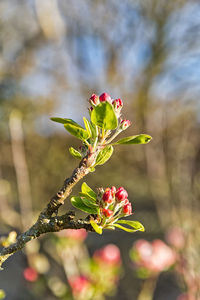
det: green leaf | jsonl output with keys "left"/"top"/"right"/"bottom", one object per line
{"left": 113, "top": 224, "right": 138, "bottom": 232}
{"left": 89, "top": 167, "right": 96, "bottom": 172}
{"left": 95, "top": 145, "right": 113, "bottom": 166}
{"left": 81, "top": 182, "right": 97, "bottom": 200}
{"left": 90, "top": 220, "right": 102, "bottom": 235}
{"left": 64, "top": 123, "right": 89, "bottom": 141}
{"left": 79, "top": 192, "right": 96, "bottom": 202}
{"left": 88, "top": 122, "right": 97, "bottom": 139}
{"left": 69, "top": 147, "right": 82, "bottom": 159}
{"left": 116, "top": 220, "right": 145, "bottom": 232}
{"left": 91, "top": 102, "right": 118, "bottom": 130}
{"left": 71, "top": 197, "right": 98, "bottom": 214}
{"left": 113, "top": 134, "right": 152, "bottom": 145}
{"left": 83, "top": 117, "right": 92, "bottom": 139}
{"left": 51, "top": 117, "right": 77, "bottom": 125}
{"left": 81, "top": 197, "right": 98, "bottom": 209}
{"left": 0, "top": 290, "right": 5, "bottom": 300}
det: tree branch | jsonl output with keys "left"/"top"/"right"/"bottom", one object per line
{"left": 0, "top": 151, "right": 97, "bottom": 269}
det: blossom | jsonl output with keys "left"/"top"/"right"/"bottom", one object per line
{"left": 112, "top": 98, "right": 123, "bottom": 109}
{"left": 23, "top": 267, "right": 38, "bottom": 282}
{"left": 99, "top": 92, "right": 112, "bottom": 102}
{"left": 94, "top": 244, "right": 121, "bottom": 265}
{"left": 89, "top": 93, "right": 99, "bottom": 105}
{"left": 69, "top": 276, "right": 90, "bottom": 296}
{"left": 115, "top": 187, "right": 128, "bottom": 201}
{"left": 102, "top": 208, "right": 113, "bottom": 217}
{"left": 120, "top": 119, "right": 131, "bottom": 130}
{"left": 102, "top": 188, "right": 113, "bottom": 203}
{"left": 123, "top": 202, "right": 132, "bottom": 215}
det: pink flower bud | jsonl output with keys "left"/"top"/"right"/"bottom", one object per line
{"left": 99, "top": 92, "right": 112, "bottom": 102}
{"left": 115, "top": 187, "right": 128, "bottom": 201}
{"left": 123, "top": 202, "right": 132, "bottom": 215}
{"left": 120, "top": 119, "right": 131, "bottom": 130}
{"left": 94, "top": 244, "right": 121, "bottom": 265}
{"left": 59, "top": 229, "right": 87, "bottom": 241}
{"left": 102, "top": 188, "right": 113, "bottom": 203}
{"left": 111, "top": 186, "right": 116, "bottom": 196}
{"left": 112, "top": 98, "right": 123, "bottom": 109}
{"left": 69, "top": 276, "right": 90, "bottom": 296}
{"left": 103, "top": 208, "right": 113, "bottom": 217}
{"left": 23, "top": 267, "right": 38, "bottom": 282}
{"left": 89, "top": 93, "right": 99, "bottom": 105}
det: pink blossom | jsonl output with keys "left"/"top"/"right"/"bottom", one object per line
{"left": 166, "top": 227, "right": 185, "bottom": 249}
{"left": 120, "top": 119, "right": 131, "bottom": 130}
{"left": 69, "top": 276, "right": 90, "bottom": 296}
{"left": 23, "top": 267, "right": 38, "bottom": 282}
{"left": 99, "top": 92, "right": 112, "bottom": 102}
{"left": 61, "top": 229, "right": 87, "bottom": 241}
{"left": 123, "top": 202, "right": 132, "bottom": 215}
{"left": 112, "top": 98, "right": 123, "bottom": 109}
{"left": 89, "top": 93, "right": 99, "bottom": 105}
{"left": 115, "top": 187, "right": 128, "bottom": 201}
{"left": 102, "top": 188, "right": 113, "bottom": 203}
{"left": 94, "top": 244, "right": 121, "bottom": 265}
{"left": 102, "top": 208, "right": 113, "bottom": 217}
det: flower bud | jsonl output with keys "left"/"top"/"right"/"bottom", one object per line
{"left": 103, "top": 208, "right": 113, "bottom": 217}
{"left": 112, "top": 98, "right": 123, "bottom": 110}
{"left": 99, "top": 92, "right": 112, "bottom": 102}
{"left": 23, "top": 267, "right": 38, "bottom": 282}
{"left": 102, "top": 188, "right": 113, "bottom": 203}
{"left": 123, "top": 202, "right": 132, "bottom": 215}
{"left": 120, "top": 119, "right": 131, "bottom": 130}
{"left": 89, "top": 93, "right": 99, "bottom": 105}
{"left": 115, "top": 187, "right": 128, "bottom": 201}
{"left": 111, "top": 186, "right": 116, "bottom": 196}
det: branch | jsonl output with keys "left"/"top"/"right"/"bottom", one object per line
{"left": 0, "top": 151, "right": 97, "bottom": 269}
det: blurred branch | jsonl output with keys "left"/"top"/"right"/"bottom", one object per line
{"left": 0, "top": 152, "right": 97, "bottom": 268}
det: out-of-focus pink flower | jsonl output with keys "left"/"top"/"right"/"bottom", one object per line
{"left": 133, "top": 239, "right": 176, "bottom": 273}
{"left": 69, "top": 276, "right": 90, "bottom": 296}
{"left": 61, "top": 229, "right": 88, "bottom": 241}
{"left": 123, "top": 202, "right": 132, "bottom": 215}
{"left": 102, "top": 188, "right": 113, "bottom": 203}
{"left": 99, "top": 92, "right": 112, "bottom": 102}
{"left": 177, "top": 293, "right": 196, "bottom": 300}
{"left": 89, "top": 94, "right": 99, "bottom": 105}
{"left": 94, "top": 244, "right": 121, "bottom": 265}
{"left": 102, "top": 208, "right": 113, "bottom": 218}
{"left": 23, "top": 267, "right": 38, "bottom": 282}
{"left": 166, "top": 227, "right": 185, "bottom": 249}
{"left": 115, "top": 187, "right": 128, "bottom": 201}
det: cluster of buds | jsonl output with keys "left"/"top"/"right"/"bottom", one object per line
{"left": 89, "top": 92, "right": 124, "bottom": 118}
{"left": 93, "top": 244, "right": 121, "bottom": 266}
{"left": 130, "top": 239, "right": 176, "bottom": 277}
{"left": 97, "top": 186, "right": 132, "bottom": 228}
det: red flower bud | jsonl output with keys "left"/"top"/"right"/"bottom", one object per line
{"left": 111, "top": 186, "right": 116, "bottom": 196}
{"left": 89, "top": 93, "right": 99, "bottom": 105}
{"left": 120, "top": 119, "right": 131, "bottom": 130}
{"left": 23, "top": 268, "right": 38, "bottom": 282}
{"left": 103, "top": 208, "right": 113, "bottom": 217}
{"left": 102, "top": 188, "right": 113, "bottom": 203}
{"left": 123, "top": 202, "right": 132, "bottom": 215}
{"left": 112, "top": 98, "right": 123, "bottom": 109}
{"left": 99, "top": 92, "right": 112, "bottom": 102}
{"left": 115, "top": 187, "right": 128, "bottom": 201}
{"left": 69, "top": 276, "right": 90, "bottom": 296}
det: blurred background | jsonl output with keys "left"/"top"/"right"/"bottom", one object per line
{"left": 0, "top": 0, "right": 200, "bottom": 299}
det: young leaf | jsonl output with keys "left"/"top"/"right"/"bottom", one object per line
{"left": 95, "top": 145, "right": 113, "bottom": 166}
{"left": 83, "top": 117, "right": 92, "bottom": 139}
{"left": 113, "top": 134, "right": 152, "bottom": 145}
{"left": 91, "top": 102, "right": 118, "bottom": 130}
{"left": 88, "top": 122, "right": 97, "bottom": 139}
{"left": 81, "top": 182, "right": 97, "bottom": 200}
{"left": 90, "top": 220, "right": 102, "bottom": 235}
{"left": 81, "top": 197, "right": 98, "bottom": 208}
{"left": 116, "top": 220, "right": 145, "bottom": 232}
{"left": 71, "top": 196, "right": 98, "bottom": 214}
{"left": 51, "top": 117, "right": 77, "bottom": 125}
{"left": 89, "top": 167, "right": 96, "bottom": 172}
{"left": 79, "top": 192, "right": 96, "bottom": 202}
{"left": 64, "top": 123, "right": 89, "bottom": 141}
{"left": 113, "top": 224, "right": 140, "bottom": 232}
{"left": 69, "top": 147, "right": 82, "bottom": 159}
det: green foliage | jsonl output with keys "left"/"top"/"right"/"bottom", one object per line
{"left": 69, "top": 147, "right": 82, "bottom": 159}
{"left": 90, "top": 220, "right": 102, "bottom": 235}
{"left": 113, "top": 134, "right": 152, "bottom": 145}
{"left": 0, "top": 290, "right": 5, "bottom": 300}
{"left": 83, "top": 117, "right": 92, "bottom": 139}
{"left": 113, "top": 220, "right": 145, "bottom": 232}
{"left": 95, "top": 145, "right": 113, "bottom": 166}
{"left": 71, "top": 196, "right": 99, "bottom": 214}
{"left": 81, "top": 182, "right": 97, "bottom": 200}
{"left": 50, "top": 117, "right": 77, "bottom": 125}
{"left": 64, "top": 123, "right": 89, "bottom": 141}
{"left": 91, "top": 102, "right": 118, "bottom": 130}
